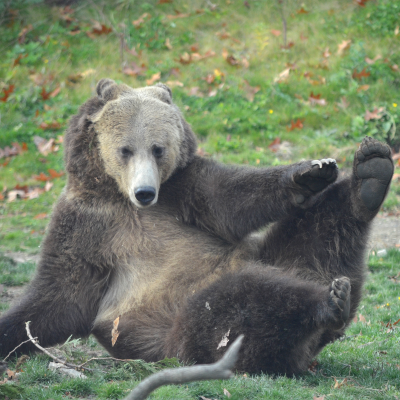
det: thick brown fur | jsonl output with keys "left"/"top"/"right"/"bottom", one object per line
{"left": 0, "top": 80, "right": 394, "bottom": 375}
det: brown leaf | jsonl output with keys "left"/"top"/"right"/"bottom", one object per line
{"left": 111, "top": 316, "right": 120, "bottom": 347}
{"left": 365, "top": 55, "right": 382, "bottom": 65}
{"left": 34, "top": 172, "right": 50, "bottom": 182}
{"left": 0, "top": 84, "right": 15, "bottom": 102}
{"left": 271, "top": 29, "right": 281, "bottom": 37}
{"left": 281, "top": 41, "right": 295, "bottom": 49}
{"left": 34, "top": 213, "right": 48, "bottom": 220}
{"left": 167, "top": 11, "right": 190, "bottom": 20}
{"left": 123, "top": 62, "right": 147, "bottom": 77}
{"left": 355, "top": 0, "right": 369, "bottom": 6}
{"left": 313, "top": 396, "right": 325, "bottom": 400}
{"left": 243, "top": 80, "right": 260, "bottom": 102}
{"left": 165, "top": 38, "right": 173, "bottom": 50}
{"left": 146, "top": 72, "right": 161, "bottom": 85}
{"left": 223, "top": 388, "right": 231, "bottom": 398}
{"left": 190, "top": 43, "right": 199, "bottom": 52}
{"left": 333, "top": 377, "right": 348, "bottom": 389}
{"left": 322, "top": 47, "right": 330, "bottom": 58}
{"left": 7, "top": 370, "right": 16, "bottom": 380}
{"left": 178, "top": 52, "right": 192, "bottom": 64}
{"left": 12, "top": 53, "right": 27, "bottom": 67}
{"left": 25, "top": 187, "right": 44, "bottom": 200}
{"left": 337, "top": 39, "right": 351, "bottom": 56}
{"left": 337, "top": 97, "right": 349, "bottom": 110}
{"left": 359, "top": 314, "right": 366, "bottom": 323}
{"left": 364, "top": 107, "right": 384, "bottom": 121}
{"left": 287, "top": 119, "right": 304, "bottom": 131}
{"left": 391, "top": 64, "right": 399, "bottom": 72}
{"left": 44, "top": 181, "right": 53, "bottom": 192}
{"left": 39, "top": 122, "right": 61, "bottom": 130}
{"left": 296, "top": 7, "right": 309, "bottom": 14}
{"left": 309, "top": 92, "right": 327, "bottom": 106}
{"left": 33, "top": 136, "right": 57, "bottom": 156}
{"left": 268, "top": 137, "right": 281, "bottom": 152}
{"left": 165, "top": 80, "right": 183, "bottom": 88}
{"left": 352, "top": 67, "right": 370, "bottom": 80}
{"left": 18, "top": 24, "right": 33, "bottom": 44}
{"left": 357, "top": 84, "right": 370, "bottom": 92}
{"left": 274, "top": 67, "right": 290, "bottom": 83}
{"left": 7, "top": 190, "right": 25, "bottom": 202}
{"left": 87, "top": 21, "right": 112, "bottom": 38}
{"left": 48, "top": 169, "right": 65, "bottom": 179}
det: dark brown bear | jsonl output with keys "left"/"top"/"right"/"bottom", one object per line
{"left": 0, "top": 79, "right": 394, "bottom": 375}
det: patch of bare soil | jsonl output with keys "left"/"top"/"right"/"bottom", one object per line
{"left": 369, "top": 215, "right": 400, "bottom": 250}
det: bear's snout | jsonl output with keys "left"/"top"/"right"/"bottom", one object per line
{"left": 134, "top": 186, "right": 156, "bottom": 205}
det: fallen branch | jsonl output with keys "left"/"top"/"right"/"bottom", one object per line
{"left": 25, "top": 321, "right": 95, "bottom": 372}
{"left": 3, "top": 337, "right": 37, "bottom": 361}
{"left": 124, "top": 335, "right": 244, "bottom": 400}
{"left": 357, "top": 339, "right": 388, "bottom": 349}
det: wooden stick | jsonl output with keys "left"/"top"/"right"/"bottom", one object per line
{"left": 124, "top": 335, "right": 244, "bottom": 400}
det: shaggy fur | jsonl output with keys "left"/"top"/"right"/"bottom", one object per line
{"left": 0, "top": 79, "right": 394, "bottom": 375}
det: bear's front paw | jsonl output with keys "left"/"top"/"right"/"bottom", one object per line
{"left": 328, "top": 277, "right": 351, "bottom": 330}
{"left": 294, "top": 158, "right": 338, "bottom": 196}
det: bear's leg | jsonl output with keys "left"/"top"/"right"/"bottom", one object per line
{"left": 164, "top": 270, "right": 351, "bottom": 375}
{"left": 0, "top": 274, "right": 100, "bottom": 358}
{"left": 258, "top": 137, "right": 393, "bottom": 351}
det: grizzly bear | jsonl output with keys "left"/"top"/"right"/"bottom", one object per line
{"left": 0, "top": 79, "right": 394, "bottom": 375}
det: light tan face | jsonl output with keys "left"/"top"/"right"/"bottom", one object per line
{"left": 92, "top": 88, "right": 183, "bottom": 208}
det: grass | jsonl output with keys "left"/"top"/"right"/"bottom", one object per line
{"left": 0, "top": 0, "right": 400, "bottom": 398}
{"left": 1, "top": 250, "right": 399, "bottom": 399}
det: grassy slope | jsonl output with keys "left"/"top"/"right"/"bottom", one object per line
{"left": 0, "top": 0, "right": 400, "bottom": 399}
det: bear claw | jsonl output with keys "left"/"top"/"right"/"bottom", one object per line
{"left": 329, "top": 277, "right": 351, "bottom": 329}
{"left": 354, "top": 137, "right": 393, "bottom": 211}
{"left": 294, "top": 158, "right": 338, "bottom": 193}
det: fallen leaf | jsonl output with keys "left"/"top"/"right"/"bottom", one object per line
{"left": 287, "top": 119, "right": 304, "bottom": 131}
{"left": 7, "top": 190, "right": 25, "bottom": 202}
{"left": 44, "top": 181, "right": 53, "bottom": 192}
{"left": 268, "top": 137, "right": 281, "bottom": 152}
{"left": 364, "top": 107, "right": 384, "bottom": 121}
{"left": 34, "top": 213, "right": 48, "bottom": 220}
{"left": 146, "top": 72, "right": 161, "bottom": 85}
{"left": 18, "top": 24, "right": 33, "bottom": 44}
{"left": 12, "top": 53, "right": 27, "bottom": 67}
{"left": 309, "top": 92, "right": 327, "bottom": 106}
{"left": 352, "top": 67, "right": 370, "bottom": 80}
{"left": 48, "top": 169, "right": 65, "bottom": 179}
{"left": 359, "top": 314, "right": 366, "bottom": 323}
{"left": 337, "top": 39, "right": 351, "bottom": 55}
{"left": 391, "top": 64, "right": 399, "bottom": 72}
{"left": 281, "top": 41, "right": 295, "bottom": 49}
{"left": 223, "top": 388, "right": 231, "bottom": 398}
{"left": 243, "top": 80, "right": 260, "bottom": 102}
{"left": 167, "top": 11, "right": 190, "bottom": 20}
{"left": 165, "top": 80, "right": 183, "bottom": 87}
{"left": 123, "top": 62, "right": 147, "bottom": 77}
{"left": 111, "top": 316, "right": 120, "bottom": 347}
{"left": 357, "top": 84, "right": 370, "bottom": 92}
{"left": 165, "top": 38, "right": 173, "bottom": 50}
{"left": 296, "top": 6, "right": 309, "bottom": 14}
{"left": 337, "top": 97, "right": 349, "bottom": 110}
{"left": 39, "top": 121, "right": 61, "bottom": 130}
{"left": 0, "top": 84, "right": 15, "bottom": 102}
{"left": 274, "top": 67, "right": 290, "bottom": 83}
{"left": 313, "top": 396, "right": 325, "bottom": 400}
{"left": 333, "top": 377, "right": 348, "bottom": 389}
{"left": 217, "top": 329, "right": 230, "bottom": 349}
{"left": 322, "top": 47, "right": 330, "bottom": 58}
{"left": 87, "top": 21, "right": 112, "bottom": 38}
{"left": 34, "top": 172, "right": 50, "bottom": 182}
{"left": 178, "top": 52, "right": 192, "bottom": 64}
{"left": 365, "top": 55, "right": 382, "bottom": 65}
{"left": 271, "top": 29, "right": 281, "bottom": 36}
{"left": 354, "top": 0, "right": 369, "bottom": 6}
{"left": 33, "top": 136, "right": 57, "bottom": 156}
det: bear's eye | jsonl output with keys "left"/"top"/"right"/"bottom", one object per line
{"left": 152, "top": 146, "right": 165, "bottom": 159}
{"left": 120, "top": 147, "right": 133, "bottom": 158}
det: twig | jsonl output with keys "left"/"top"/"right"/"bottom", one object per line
{"left": 3, "top": 337, "right": 37, "bottom": 361}
{"left": 124, "top": 335, "right": 244, "bottom": 400}
{"left": 78, "top": 356, "right": 137, "bottom": 369}
{"left": 357, "top": 339, "right": 388, "bottom": 349}
{"left": 25, "top": 322, "right": 94, "bottom": 372}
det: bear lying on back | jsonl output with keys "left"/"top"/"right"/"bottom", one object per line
{"left": 0, "top": 79, "right": 394, "bottom": 375}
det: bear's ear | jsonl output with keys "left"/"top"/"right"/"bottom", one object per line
{"left": 96, "top": 78, "right": 123, "bottom": 103}
{"left": 155, "top": 83, "right": 173, "bottom": 104}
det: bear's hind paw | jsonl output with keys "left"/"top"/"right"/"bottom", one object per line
{"left": 328, "top": 277, "right": 351, "bottom": 329}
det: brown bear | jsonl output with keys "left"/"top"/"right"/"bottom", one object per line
{"left": 0, "top": 79, "right": 394, "bottom": 375}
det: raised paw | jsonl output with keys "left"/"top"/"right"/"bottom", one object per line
{"left": 354, "top": 137, "right": 394, "bottom": 211}
{"left": 329, "top": 277, "right": 351, "bottom": 330}
{"left": 294, "top": 158, "right": 338, "bottom": 194}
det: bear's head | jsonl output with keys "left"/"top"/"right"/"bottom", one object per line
{"left": 64, "top": 79, "right": 197, "bottom": 208}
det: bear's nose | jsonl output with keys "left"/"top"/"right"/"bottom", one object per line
{"left": 134, "top": 186, "right": 156, "bottom": 205}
